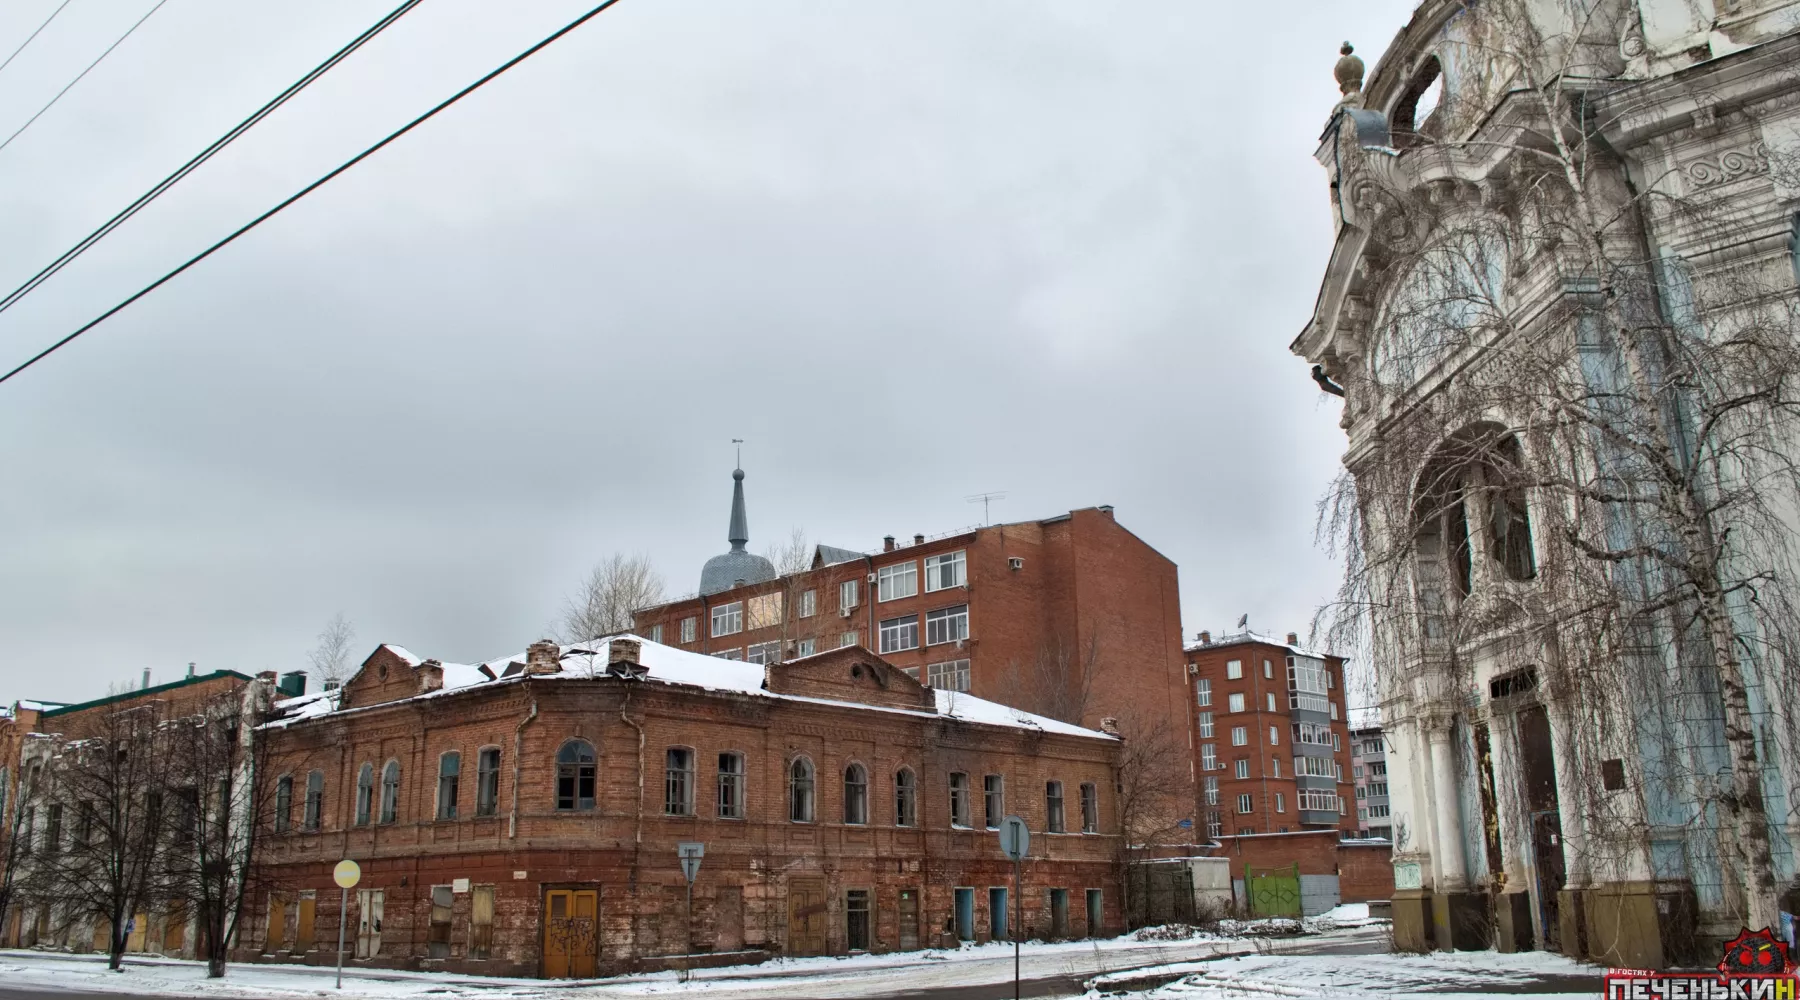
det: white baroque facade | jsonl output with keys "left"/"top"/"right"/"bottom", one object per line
{"left": 1294, "top": 0, "right": 1800, "bottom": 967}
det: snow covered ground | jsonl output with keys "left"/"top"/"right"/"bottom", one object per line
{"left": 0, "top": 924, "right": 1390, "bottom": 999}
{"left": 1085, "top": 947, "right": 1606, "bottom": 999}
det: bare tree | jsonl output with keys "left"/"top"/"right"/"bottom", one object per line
{"left": 1310, "top": 0, "right": 1800, "bottom": 935}
{"left": 16, "top": 705, "right": 174, "bottom": 969}
{"left": 563, "top": 552, "right": 666, "bottom": 642}
{"left": 764, "top": 527, "right": 811, "bottom": 576}
{"left": 157, "top": 687, "right": 278, "bottom": 977}
{"left": 0, "top": 753, "right": 33, "bottom": 946}
{"left": 1110, "top": 710, "right": 1192, "bottom": 925}
{"left": 998, "top": 631, "right": 1101, "bottom": 728}
{"left": 306, "top": 613, "right": 356, "bottom": 688}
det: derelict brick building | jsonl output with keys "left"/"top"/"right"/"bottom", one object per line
{"left": 249, "top": 636, "right": 1122, "bottom": 978}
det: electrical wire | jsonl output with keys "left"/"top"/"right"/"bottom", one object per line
{"left": 0, "top": 0, "right": 425, "bottom": 320}
{"left": 0, "top": 0, "right": 632, "bottom": 387}
{"left": 0, "top": 0, "right": 77, "bottom": 83}
{"left": 0, "top": 0, "right": 171, "bottom": 155}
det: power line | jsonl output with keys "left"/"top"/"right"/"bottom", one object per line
{"left": 0, "top": 0, "right": 425, "bottom": 321}
{"left": 0, "top": 0, "right": 633, "bottom": 387}
{"left": 0, "top": 0, "right": 170, "bottom": 156}
{"left": 0, "top": 0, "right": 77, "bottom": 83}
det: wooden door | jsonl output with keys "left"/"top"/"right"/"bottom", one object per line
{"left": 786, "top": 882, "right": 826, "bottom": 957}
{"left": 356, "top": 889, "right": 383, "bottom": 959}
{"left": 126, "top": 911, "right": 148, "bottom": 953}
{"left": 897, "top": 889, "right": 919, "bottom": 951}
{"left": 715, "top": 885, "right": 745, "bottom": 952}
{"left": 542, "top": 889, "right": 599, "bottom": 979}
{"left": 267, "top": 894, "right": 290, "bottom": 952}
{"left": 296, "top": 893, "right": 316, "bottom": 954}
{"left": 162, "top": 901, "right": 186, "bottom": 954}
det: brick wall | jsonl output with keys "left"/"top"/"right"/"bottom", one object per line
{"left": 1337, "top": 842, "right": 1396, "bottom": 902}
{"left": 251, "top": 646, "right": 1125, "bottom": 976}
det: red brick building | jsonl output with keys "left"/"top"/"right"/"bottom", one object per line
{"left": 632, "top": 469, "right": 1192, "bottom": 768}
{"left": 250, "top": 636, "right": 1123, "bottom": 977}
{"left": 1185, "top": 631, "right": 1354, "bottom": 841}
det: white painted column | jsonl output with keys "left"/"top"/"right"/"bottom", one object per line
{"left": 1429, "top": 721, "right": 1469, "bottom": 892}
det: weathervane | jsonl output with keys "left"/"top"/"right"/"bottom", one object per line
{"left": 732, "top": 438, "right": 743, "bottom": 467}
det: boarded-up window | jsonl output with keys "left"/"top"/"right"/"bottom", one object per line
{"left": 428, "top": 886, "right": 453, "bottom": 959}
{"left": 746, "top": 593, "right": 782, "bottom": 630}
{"left": 469, "top": 886, "right": 494, "bottom": 960}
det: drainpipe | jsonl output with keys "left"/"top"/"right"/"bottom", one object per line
{"left": 620, "top": 681, "right": 646, "bottom": 955}
{"left": 864, "top": 555, "right": 876, "bottom": 649}
{"left": 508, "top": 682, "right": 538, "bottom": 840}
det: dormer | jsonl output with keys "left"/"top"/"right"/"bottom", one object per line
{"left": 338, "top": 644, "right": 441, "bottom": 710}
{"left": 763, "top": 646, "right": 935, "bottom": 713}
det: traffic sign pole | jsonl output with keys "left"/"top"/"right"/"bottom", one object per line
{"left": 332, "top": 859, "right": 361, "bottom": 990}
{"left": 1012, "top": 857, "right": 1021, "bottom": 1000}
{"left": 997, "top": 817, "right": 1029, "bottom": 1000}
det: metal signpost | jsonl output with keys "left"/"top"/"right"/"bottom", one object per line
{"left": 332, "top": 859, "right": 361, "bottom": 989}
{"left": 678, "top": 843, "right": 704, "bottom": 954}
{"left": 998, "top": 815, "right": 1030, "bottom": 1000}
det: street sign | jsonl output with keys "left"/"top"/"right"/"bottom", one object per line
{"left": 678, "top": 842, "right": 704, "bottom": 883}
{"left": 998, "top": 815, "right": 1030, "bottom": 861}
{"left": 333, "top": 859, "right": 361, "bottom": 889}
{"left": 332, "top": 860, "right": 361, "bottom": 990}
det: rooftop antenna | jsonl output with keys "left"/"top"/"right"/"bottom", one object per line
{"left": 732, "top": 438, "right": 743, "bottom": 468}
{"left": 965, "top": 491, "right": 1007, "bottom": 526}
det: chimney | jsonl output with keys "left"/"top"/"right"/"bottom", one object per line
{"left": 608, "top": 640, "right": 644, "bottom": 672}
{"left": 278, "top": 671, "right": 308, "bottom": 698}
{"left": 913, "top": 533, "right": 924, "bottom": 546}
{"left": 883, "top": 535, "right": 895, "bottom": 552}
{"left": 141, "top": 667, "right": 151, "bottom": 690}
{"left": 1098, "top": 505, "right": 1114, "bottom": 519}
{"left": 416, "top": 660, "right": 444, "bottom": 694}
{"left": 1286, "top": 632, "right": 1299, "bottom": 646}
{"left": 525, "top": 640, "right": 562, "bottom": 675}
{"left": 187, "top": 662, "right": 196, "bottom": 679}
{"left": 1198, "top": 630, "right": 1211, "bottom": 644}
{"left": 1099, "top": 717, "right": 1120, "bottom": 735}
{"left": 256, "top": 670, "right": 278, "bottom": 684}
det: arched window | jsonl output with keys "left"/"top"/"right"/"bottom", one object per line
{"left": 894, "top": 768, "right": 917, "bottom": 827}
{"left": 716, "top": 752, "right": 745, "bottom": 819}
{"left": 475, "top": 747, "right": 501, "bottom": 818}
{"left": 665, "top": 747, "right": 695, "bottom": 816}
{"left": 843, "top": 763, "right": 868, "bottom": 825}
{"left": 354, "top": 762, "right": 373, "bottom": 827}
{"left": 303, "top": 771, "right": 325, "bottom": 831}
{"left": 379, "top": 759, "right": 400, "bottom": 824}
{"left": 789, "top": 757, "right": 815, "bottom": 823}
{"left": 948, "top": 772, "right": 970, "bottom": 828}
{"left": 1045, "top": 780, "right": 1065, "bottom": 833}
{"left": 556, "top": 740, "right": 596, "bottom": 811}
{"left": 1390, "top": 55, "right": 1443, "bottom": 145}
{"left": 1414, "top": 427, "right": 1536, "bottom": 616}
{"left": 274, "top": 774, "right": 293, "bottom": 833}
{"left": 437, "top": 752, "right": 460, "bottom": 821}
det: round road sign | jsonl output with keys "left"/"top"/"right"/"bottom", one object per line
{"left": 333, "top": 859, "right": 361, "bottom": 889}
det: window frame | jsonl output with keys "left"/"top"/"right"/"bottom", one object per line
{"left": 379, "top": 759, "right": 401, "bottom": 825}
{"left": 1237, "top": 793, "right": 1253, "bottom": 815}
{"left": 923, "top": 550, "right": 966, "bottom": 592}
{"left": 555, "top": 739, "right": 597, "bottom": 812}
{"left": 475, "top": 747, "right": 501, "bottom": 818}
{"left": 275, "top": 774, "right": 293, "bottom": 833}
{"left": 983, "top": 774, "right": 1004, "bottom": 830}
{"left": 680, "top": 617, "right": 697, "bottom": 643}
{"left": 789, "top": 756, "right": 816, "bottom": 824}
{"left": 879, "top": 614, "right": 920, "bottom": 654}
{"left": 949, "top": 771, "right": 971, "bottom": 829}
{"left": 894, "top": 767, "right": 917, "bottom": 827}
{"left": 926, "top": 658, "right": 971, "bottom": 692}
{"left": 843, "top": 762, "right": 869, "bottom": 825}
{"left": 1227, "top": 692, "right": 1246, "bottom": 713}
{"left": 1079, "top": 782, "right": 1098, "bottom": 834}
{"left": 799, "top": 590, "right": 817, "bottom": 617}
{"left": 717, "top": 751, "right": 746, "bottom": 820}
{"left": 924, "top": 605, "right": 969, "bottom": 646}
{"left": 304, "top": 770, "right": 325, "bottom": 831}
{"left": 711, "top": 601, "right": 743, "bottom": 637}
{"left": 877, "top": 561, "right": 918, "bottom": 602}
{"left": 1231, "top": 726, "right": 1248, "bottom": 747}
{"left": 1225, "top": 660, "right": 1242, "bottom": 680}
{"left": 437, "top": 751, "right": 461, "bottom": 821}
{"left": 665, "top": 746, "right": 696, "bottom": 816}
{"left": 839, "top": 579, "right": 859, "bottom": 610}
{"left": 1195, "top": 677, "right": 1211, "bottom": 706}
{"left": 355, "top": 762, "right": 374, "bottom": 827}
{"left": 1045, "top": 780, "right": 1065, "bottom": 834}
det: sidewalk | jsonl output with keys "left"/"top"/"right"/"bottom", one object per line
{"left": 1084, "top": 948, "right": 1607, "bottom": 999}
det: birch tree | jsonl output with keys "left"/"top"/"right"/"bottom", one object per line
{"left": 562, "top": 552, "right": 666, "bottom": 642}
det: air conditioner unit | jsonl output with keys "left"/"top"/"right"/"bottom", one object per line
{"left": 1187, "top": 664, "right": 1198, "bottom": 675}
{"left": 867, "top": 572, "right": 877, "bottom": 583}
{"left": 954, "top": 638, "right": 965, "bottom": 650}
{"left": 1008, "top": 557, "right": 1024, "bottom": 571}
{"left": 840, "top": 607, "right": 855, "bottom": 618}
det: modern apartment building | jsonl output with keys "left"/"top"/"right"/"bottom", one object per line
{"left": 632, "top": 467, "right": 1192, "bottom": 746}
{"left": 1186, "top": 631, "right": 1354, "bottom": 840}
{"left": 1350, "top": 725, "right": 1391, "bottom": 840}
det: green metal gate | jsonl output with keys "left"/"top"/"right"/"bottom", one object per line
{"left": 1245, "top": 864, "right": 1301, "bottom": 918}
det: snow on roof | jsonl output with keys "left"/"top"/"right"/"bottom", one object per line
{"left": 1184, "top": 629, "right": 1333, "bottom": 660}
{"left": 379, "top": 644, "right": 422, "bottom": 667}
{"left": 13, "top": 700, "right": 66, "bottom": 713}
{"left": 277, "top": 635, "right": 1114, "bottom": 741}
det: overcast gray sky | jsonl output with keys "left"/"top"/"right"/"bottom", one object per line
{"left": 0, "top": 0, "right": 1414, "bottom": 706}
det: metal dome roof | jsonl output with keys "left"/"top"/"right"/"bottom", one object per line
{"left": 698, "top": 467, "right": 777, "bottom": 596}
